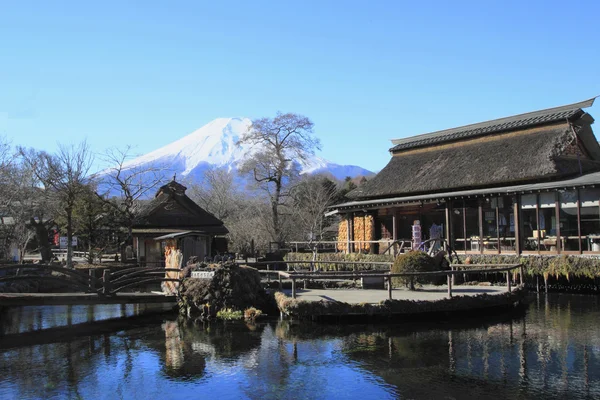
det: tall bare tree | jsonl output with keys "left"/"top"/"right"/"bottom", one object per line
{"left": 186, "top": 167, "right": 241, "bottom": 221}
{"left": 19, "top": 141, "right": 93, "bottom": 268}
{"left": 238, "top": 112, "right": 320, "bottom": 244}
{"left": 95, "top": 145, "right": 167, "bottom": 261}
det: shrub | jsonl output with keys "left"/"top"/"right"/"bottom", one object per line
{"left": 244, "top": 307, "right": 263, "bottom": 321}
{"left": 391, "top": 251, "right": 438, "bottom": 290}
{"left": 216, "top": 308, "right": 243, "bottom": 320}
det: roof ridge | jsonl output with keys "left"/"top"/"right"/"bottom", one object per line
{"left": 390, "top": 97, "right": 596, "bottom": 150}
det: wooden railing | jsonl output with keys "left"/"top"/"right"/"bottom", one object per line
{"left": 0, "top": 264, "right": 183, "bottom": 296}
{"left": 255, "top": 263, "right": 523, "bottom": 300}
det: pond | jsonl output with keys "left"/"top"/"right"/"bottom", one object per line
{"left": 1, "top": 294, "right": 599, "bottom": 399}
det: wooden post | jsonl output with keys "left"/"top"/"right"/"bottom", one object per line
{"left": 89, "top": 269, "right": 95, "bottom": 292}
{"left": 387, "top": 275, "right": 392, "bottom": 300}
{"left": 278, "top": 272, "right": 282, "bottom": 291}
{"left": 447, "top": 273, "right": 453, "bottom": 298}
{"left": 519, "top": 265, "right": 524, "bottom": 286}
{"left": 392, "top": 210, "right": 398, "bottom": 257}
{"left": 514, "top": 195, "right": 521, "bottom": 254}
{"left": 445, "top": 202, "right": 452, "bottom": 252}
{"left": 555, "top": 192, "right": 561, "bottom": 254}
{"left": 267, "top": 264, "right": 270, "bottom": 283}
{"left": 291, "top": 278, "right": 296, "bottom": 299}
{"left": 507, "top": 271, "right": 512, "bottom": 293}
{"left": 346, "top": 214, "right": 352, "bottom": 254}
{"left": 102, "top": 269, "right": 111, "bottom": 295}
{"left": 303, "top": 276, "right": 307, "bottom": 290}
{"left": 478, "top": 202, "right": 484, "bottom": 254}
{"left": 544, "top": 275, "right": 548, "bottom": 293}
{"left": 536, "top": 275, "right": 540, "bottom": 293}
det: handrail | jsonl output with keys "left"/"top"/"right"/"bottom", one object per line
{"left": 240, "top": 260, "right": 394, "bottom": 266}
{"left": 266, "top": 263, "right": 523, "bottom": 300}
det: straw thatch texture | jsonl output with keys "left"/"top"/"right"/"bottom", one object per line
{"left": 349, "top": 122, "right": 600, "bottom": 200}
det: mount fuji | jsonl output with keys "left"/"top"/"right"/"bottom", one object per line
{"left": 120, "top": 117, "right": 373, "bottom": 186}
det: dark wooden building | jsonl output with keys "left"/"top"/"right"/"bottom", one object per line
{"left": 330, "top": 98, "right": 600, "bottom": 256}
{"left": 132, "top": 180, "right": 228, "bottom": 266}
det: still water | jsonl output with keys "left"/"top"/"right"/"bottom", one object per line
{"left": 1, "top": 294, "right": 600, "bottom": 400}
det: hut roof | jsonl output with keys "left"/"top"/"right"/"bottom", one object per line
{"left": 349, "top": 102, "right": 600, "bottom": 201}
{"left": 133, "top": 180, "right": 228, "bottom": 234}
{"left": 390, "top": 98, "right": 595, "bottom": 152}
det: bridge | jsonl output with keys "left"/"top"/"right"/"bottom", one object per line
{"left": 0, "top": 264, "right": 181, "bottom": 307}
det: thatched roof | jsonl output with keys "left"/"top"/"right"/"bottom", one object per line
{"left": 349, "top": 100, "right": 600, "bottom": 200}
{"left": 133, "top": 180, "right": 228, "bottom": 234}
{"left": 390, "top": 98, "right": 595, "bottom": 152}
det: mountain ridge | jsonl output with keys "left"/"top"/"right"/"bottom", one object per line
{"left": 118, "top": 117, "right": 373, "bottom": 188}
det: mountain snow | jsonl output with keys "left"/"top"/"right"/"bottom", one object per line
{"left": 121, "top": 117, "right": 373, "bottom": 183}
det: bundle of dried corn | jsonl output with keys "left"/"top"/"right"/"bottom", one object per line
{"left": 337, "top": 219, "right": 349, "bottom": 251}
{"left": 353, "top": 215, "right": 374, "bottom": 252}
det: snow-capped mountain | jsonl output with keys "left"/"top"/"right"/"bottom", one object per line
{"left": 120, "top": 117, "right": 373, "bottom": 187}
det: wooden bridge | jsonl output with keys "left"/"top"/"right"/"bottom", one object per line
{"left": 0, "top": 264, "right": 181, "bottom": 307}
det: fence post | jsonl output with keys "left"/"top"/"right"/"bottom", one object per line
{"left": 291, "top": 277, "right": 296, "bottom": 299}
{"left": 387, "top": 275, "right": 392, "bottom": 300}
{"left": 267, "top": 264, "right": 270, "bottom": 283}
{"left": 89, "top": 269, "right": 95, "bottom": 292}
{"left": 447, "top": 273, "right": 452, "bottom": 298}
{"left": 519, "top": 265, "right": 524, "bottom": 286}
{"left": 102, "top": 269, "right": 111, "bottom": 295}
{"left": 278, "top": 272, "right": 282, "bottom": 291}
{"left": 506, "top": 271, "right": 512, "bottom": 293}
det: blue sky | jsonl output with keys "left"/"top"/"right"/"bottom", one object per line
{"left": 1, "top": 0, "right": 599, "bottom": 173}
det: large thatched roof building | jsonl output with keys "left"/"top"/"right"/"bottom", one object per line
{"left": 132, "top": 180, "right": 228, "bottom": 266}
{"left": 330, "top": 98, "right": 600, "bottom": 256}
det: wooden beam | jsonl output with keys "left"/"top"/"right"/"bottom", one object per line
{"left": 514, "top": 195, "right": 521, "bottom": 254}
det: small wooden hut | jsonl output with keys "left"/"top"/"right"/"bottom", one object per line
{"left": 132, "top": 179, "right": 228, "bottom": 267}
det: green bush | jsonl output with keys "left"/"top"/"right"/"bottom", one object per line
{"left": 391, "top": 251, "right": 438, "bottom": 290}
{"left": 216, "top": 308, "right": 243, "bottom": 320}
{"left": 284, "top": 252, "right": 394, "bottom": 271}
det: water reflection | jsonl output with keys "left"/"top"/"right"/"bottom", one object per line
{"left": 0, "top": 294, "right": 599, "bottom": 399}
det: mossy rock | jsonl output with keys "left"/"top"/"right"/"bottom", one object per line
{"left": 179, "top": 262, "right": 276, "bottom": 319}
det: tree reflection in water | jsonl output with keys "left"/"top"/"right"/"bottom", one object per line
{"left": 0, "top": 294, "right": 600, "bottom": 399}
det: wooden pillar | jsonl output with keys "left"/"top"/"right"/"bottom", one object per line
{"left": 447, "top": 274, "right": 453, "bottom": 298}
{"left": 520, "top": 265, "right": 524, "bottom": 286}
{"left": 555, "top": 192, "right": 561, "bottom": 254}
{"left": 102, "top": 269, "right": 111, "bottom": 295}
{"left": 445, "top": 201, "right": 452, "bottom": 252}
{"left": 392, "top": 209, "right": 398, "bottom": 256}
{"left": 507, "top": 271, "right": 512, "bottom": 292}
{"left": 387, "top": 275, "right": 392, "bottom": 300}
{"left": 347, "top": 213, "right": 353, "bottom": 254}
{"left": 291, "top": 278, "right": 296, "bottom": 299}
{"left": 496, "top": 203, "right": 500, "bottom": 254}
{"left": 478, "top": 201, "right": 484, "bottom": 254}
{"left": 369, "top": 212, "right": 376, "bottom": 254}
{"left": 89, "top": 269, "right": 95, "bottom": 292}
{"left": 514, "top": 196, "right": 521, "bottom": 254}
{"left": 577, "top": 189, "right": 582, "bottom": 253}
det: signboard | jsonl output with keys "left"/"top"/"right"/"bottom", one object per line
{"left": 191, "top": 271, "right": 215, "bottom": 280}
{"left": 59, "top": 236, "right": 78, "bottom": 249}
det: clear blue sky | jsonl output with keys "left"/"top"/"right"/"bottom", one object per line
{"left": 1, "top": 0, "right": 599, "bottom": 173}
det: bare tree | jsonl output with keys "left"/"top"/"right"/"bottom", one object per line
{"left": 238, "top": 112, "right": 320, "bottom": 244}
{"left": 291, "top": 175, "right": 338, "bottom": 266}
{"left": 186, "top": 167, "right": 242, "bottom": 221}
{"left": 19, "top": 141, "right": 93, "bottom": 268}
{"left": 95, "top": 145, "right": 167, "bottom": 261}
